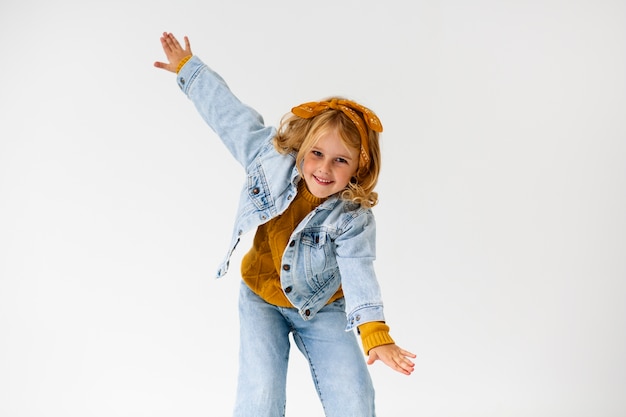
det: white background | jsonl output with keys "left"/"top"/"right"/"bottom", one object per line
{"left": 1, "top": 1, "right": 625, "bottom": 416}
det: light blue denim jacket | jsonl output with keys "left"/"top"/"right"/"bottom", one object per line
{"left": 177, "top": 56, "right": 385, "bottom": 331}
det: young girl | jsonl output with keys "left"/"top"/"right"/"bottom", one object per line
{"left": 155, "top": 32, "right": 415, "bottom": 417}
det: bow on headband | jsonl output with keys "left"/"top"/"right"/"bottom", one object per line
{"left": 291, "top": 98, "right": 383, "bottom": 171}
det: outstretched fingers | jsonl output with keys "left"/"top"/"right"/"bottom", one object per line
{"left": 162, "top": 32, "right": 191, "bottom": 55}
{"left": 368, "top": 344, "right": 416, "bottom": 375}
{"left": 396, "top": 350, "right": 416, "bottom": 375}
{"left": 162, "top": 32, "right": 179, "bottom": 51}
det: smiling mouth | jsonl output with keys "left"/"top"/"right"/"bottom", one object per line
{"left": 313, "top": 175, "right": 333, "bottom": 185}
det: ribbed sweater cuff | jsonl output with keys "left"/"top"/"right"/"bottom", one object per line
{"left": 359, "top": 322, "right": 395, "bottom": 354}
{"left": 176, "top": 55, "right": 193, "bottom": 73}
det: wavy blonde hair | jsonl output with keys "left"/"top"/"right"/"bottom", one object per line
{"left": 273, "top": 98, "right": 381, "bottom": 208}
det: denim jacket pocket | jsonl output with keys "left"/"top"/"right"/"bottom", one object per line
{"left": 301, "top": 229, "right": 338, "bottom": 290}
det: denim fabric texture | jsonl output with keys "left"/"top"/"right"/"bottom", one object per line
{"left": 234, "top": 282, "right": 376, "bottom": 417}
{"left": 177, "top": 56, "right": 386, "bottom": 330}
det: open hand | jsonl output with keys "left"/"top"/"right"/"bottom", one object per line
{"left": 367, "top": 343, "right": 416, "bottom": 375}
{"left": 154, "top": 32, "right": 192, "bottom": 73}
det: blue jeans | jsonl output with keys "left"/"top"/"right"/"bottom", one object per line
{"left": 233, "top": 282, "right": 376, "bottom": 417}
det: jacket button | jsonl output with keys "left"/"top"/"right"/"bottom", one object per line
{"left": 356, "top": 315, "right": 361, "bottom": 321}
{"left": 252, "top": 187, "right": 260, "bottom": 194}
{"left": 289, "top": 240, "right": 295, "bottom": 247}
{"left": 282, "top": 264, "right": 290, "bottom": 271}
{"left": 285, "top": 286, "right": 292, "bottom": 293}
{"left": 305, "top": 309, "right": 311, "bottom": 316}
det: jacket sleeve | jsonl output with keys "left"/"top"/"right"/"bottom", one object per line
{"left": 334, "top": 209, "right": 387, "bottom": 331}
{"left": 176, "top": 56, "right": 277, "bottom": 168}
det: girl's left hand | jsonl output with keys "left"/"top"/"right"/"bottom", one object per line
{"left": 367, "top": 343, "right": 416, "bottom": 375}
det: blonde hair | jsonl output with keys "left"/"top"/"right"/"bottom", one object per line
{"left": 273, "top": 98, "right": 382, "bottom": 208}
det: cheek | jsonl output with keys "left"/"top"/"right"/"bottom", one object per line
{"left": 336, "top": 166, "right": 355, "bottom": 184}
{"left": 345, "top": 164, "right": 358, "bottom": 179}
{"left": 301, "top": 157, "right": 314, "bottom": 175}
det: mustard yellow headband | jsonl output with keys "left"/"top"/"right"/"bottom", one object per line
{"left": 291, "top": 98, "right": 383, "bottom": 170}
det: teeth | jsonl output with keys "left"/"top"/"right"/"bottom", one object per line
{"left": 315, "top": 176, "right": 331, "bottom": 183}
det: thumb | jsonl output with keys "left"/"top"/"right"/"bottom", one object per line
{"left": 154, "top": 61, "right": 175, "bottom": 73}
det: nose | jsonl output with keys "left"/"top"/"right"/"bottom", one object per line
{"left": 319, "top": 158, "right": 332, "bottom": 175}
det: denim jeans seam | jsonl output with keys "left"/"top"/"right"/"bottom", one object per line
{"left": 291, "top": 330, "right": 328, "bottom": 413}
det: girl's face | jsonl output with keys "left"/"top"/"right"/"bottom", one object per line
{"left": 302, "top": 128, "right": 359, "bottom": 199}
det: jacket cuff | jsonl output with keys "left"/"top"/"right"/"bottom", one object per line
{"left": 346, "top": 304, "right": 384, "bottom": 331}
{"left": 176, "top": 55, "right": 205, "bottom": 93}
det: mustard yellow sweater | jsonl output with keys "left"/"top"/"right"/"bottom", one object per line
{"left": 241, "top": 181, "right": 394, "bottom": 354}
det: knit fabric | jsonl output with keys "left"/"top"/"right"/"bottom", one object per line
{"left": 241, "top": 181, "right": 344, "bottom": 305}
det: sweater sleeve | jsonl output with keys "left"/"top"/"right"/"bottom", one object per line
{"left": 358, "top": 321, "right": 395, "bottom": 355}
{"left": 176, "top": 55, "right": 192, "bottom": 73}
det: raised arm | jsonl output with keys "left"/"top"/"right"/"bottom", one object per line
{"left": 154, "top": 32, "right": 276, "bottom": 168}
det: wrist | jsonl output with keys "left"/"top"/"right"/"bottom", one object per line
{"left": 176, "top": 55, "right": 193, "bottom": 73}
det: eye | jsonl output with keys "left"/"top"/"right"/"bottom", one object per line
{"left": 312, "top": 150, "right": 323, "bottom": 157}
{"left": 335, "top": 157, "right": 348, "bottom": 164}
